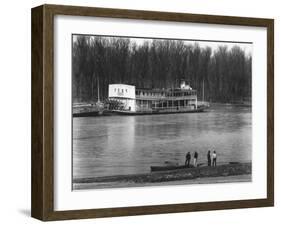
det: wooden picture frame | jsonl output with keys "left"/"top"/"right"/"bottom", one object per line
{"left": 31, "top": 4, "right": 274, "bottom": 221}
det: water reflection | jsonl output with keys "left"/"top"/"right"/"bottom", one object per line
{"left": 73, "top": 104, "right": 251, "bottom": 178}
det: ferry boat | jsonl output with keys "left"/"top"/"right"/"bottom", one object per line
{"left": 108, "top": 80, "right": 209, "bottom": 115}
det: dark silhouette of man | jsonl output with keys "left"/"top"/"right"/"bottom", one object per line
{"left": 207, "top": 150, "right": 211, "bottom": 166}
{"left": 185, "top": 152, "right": 191, "bottom": 167}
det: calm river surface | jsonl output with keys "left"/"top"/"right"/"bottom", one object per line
{"left": 73, "top": 104, "right": 251, "bottom": 179}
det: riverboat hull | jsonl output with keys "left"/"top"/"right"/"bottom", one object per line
{"left": 111, "top": 106, "right": 207, "bottom": 115}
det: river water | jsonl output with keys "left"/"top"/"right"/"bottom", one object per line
{"left": 73, "top": 104, "right": 252, "bottom": 179}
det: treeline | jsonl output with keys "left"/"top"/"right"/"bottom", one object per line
{"left": 72, "top": 35, "right": 252, "bottom": 103}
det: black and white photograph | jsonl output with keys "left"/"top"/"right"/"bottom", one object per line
{"left": 72, "top": 34, "right": 252, "bottom": 190}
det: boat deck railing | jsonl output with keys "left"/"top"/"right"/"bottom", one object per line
{"left": 136, "top": 105, "right": 196, "bottom": 112}
{"left": 136, "top": 95, "right": 197, "bottom": 101}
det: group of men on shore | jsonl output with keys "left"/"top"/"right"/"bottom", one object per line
{"left": 185, "top": 150, "right": 217, "bottom": 167}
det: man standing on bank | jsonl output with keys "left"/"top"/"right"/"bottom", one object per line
{"left": 212, "top": 151, "right": 217, "bottom": 166}
{"left": 194, "top": 151, "right": 198, "bottom": 167}
{"left": 207, "top": 150, "right": 211, "bottom": 166}
{"left": 185, "top": 152, "right": 191, "bottom": 167}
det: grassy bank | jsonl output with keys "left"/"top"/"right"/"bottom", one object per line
{"left": 73, "top": 162, "right": 251, "bottom": 185}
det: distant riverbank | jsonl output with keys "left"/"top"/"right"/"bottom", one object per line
{"left": 73, "top": 162, "right": 251, "bottom": 190}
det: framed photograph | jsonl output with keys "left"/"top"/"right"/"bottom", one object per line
{"left": 31, "top": 4, "right": 274, "bottom": 221}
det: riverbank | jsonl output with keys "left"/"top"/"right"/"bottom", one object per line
{"left": 73, "top": 162, "right": 251, "bottom": 190}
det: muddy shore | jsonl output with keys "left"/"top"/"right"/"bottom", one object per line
{"left": 73, "top": 162, "right": 251, "bottom": 189}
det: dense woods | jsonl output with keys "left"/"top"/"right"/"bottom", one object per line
{"left": 72, "top": 35, "right": 252, "bottom": 103}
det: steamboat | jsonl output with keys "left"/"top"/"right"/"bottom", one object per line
{"left": 108, "top": 80, "right": 209, "bottom": 115}
{"left": 73, "top": 80, "right": 209, "bottom": 117}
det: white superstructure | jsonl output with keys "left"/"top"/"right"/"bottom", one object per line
{"left": 108, "top": 84, "right": 136, "bottom": 111}
{"left": 108, "top": 82, "right": 199, "bottom": 113}
{"left": 180, "top": 80, "right": 192, "bottom": 90}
